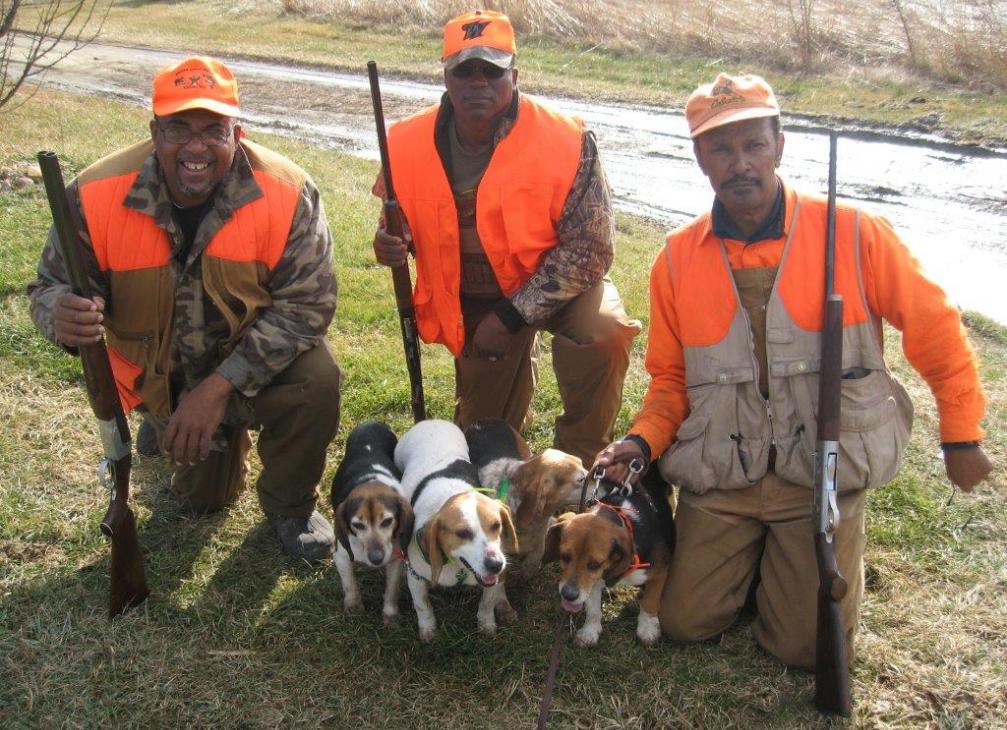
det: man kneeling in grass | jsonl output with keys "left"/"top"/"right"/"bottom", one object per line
{"left": 595, "top": 73, "right": 995, "bottom": 668}
{"left": 27, "top": 57, "right": 341, "bottom": 562}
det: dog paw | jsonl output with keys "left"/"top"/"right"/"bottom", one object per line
{"left": 575, "top": 627, "right": 600, "bottom": 647}
{"left": 382, "top": 612, "right": 400, "bottom": 629}
{"left": 637, "top": 612, "right": 661, "bottom": 647}
{"left": 418, "top": 627, "right": 437, "bottom": 643}
{"left": 477, "top": 621, "right": 498, "bottom": 637}
{"left": 495, "top": 603, "right": 518, "bottom": 625}
{"left": 343, "top": 596, "right": 364, "bottom": 614}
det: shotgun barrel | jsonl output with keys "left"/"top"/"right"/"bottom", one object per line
{"left": 367, "top": 61, "right": 426, "bottom": 423}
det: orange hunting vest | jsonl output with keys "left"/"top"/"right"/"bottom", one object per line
{"left": 656, "top": 187, "right": 913, "bottom": 493}
{"left": 76, "top": 139, "right": 303, "bottom": 416}
{"left": 388, "top": 95, "right": 584, "bottom": 356}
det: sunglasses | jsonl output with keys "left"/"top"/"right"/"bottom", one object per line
{"left": 450, "top": 61, "right": 509, "bottom": 80}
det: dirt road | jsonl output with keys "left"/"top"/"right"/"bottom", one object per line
{"left": 28, "top": 40, "right": 1007, "bottom": 323}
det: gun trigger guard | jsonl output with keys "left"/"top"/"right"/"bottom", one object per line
{"left": 98, "top": 458, "right": 116, "bottom": 500}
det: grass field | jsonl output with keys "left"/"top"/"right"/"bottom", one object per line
{"left": 64, "top": 0, "right": 1007, "bottom": 147}
{"left": 1, "top": 88, "right": 1005, "bottom": 728}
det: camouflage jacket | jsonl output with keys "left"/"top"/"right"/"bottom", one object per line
{"left": 27, "top": 142, "right": 336, "bottom": 424}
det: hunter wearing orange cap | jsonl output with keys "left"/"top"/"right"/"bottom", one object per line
{"left": 372, "top": 10, "right": 641, "bottom": 465}
{"left": 28, "top": 57, "right": 342, "bottom": 562}
{"left": 595, "top": 73, "right": 993, "bottom": 667}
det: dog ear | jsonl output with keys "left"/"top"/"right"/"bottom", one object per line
{"left": 541, "top": 516, "right": 566, "bottom": 564}
{"left": 395, "top": 495, "right": 415, "bottom": 552}
{"left": 512, "top": 459, "right": 548, "bottom": 531}
{"left": 499, "top": 503, "right": 519, "bottom": 555}
{"left": 604, "top": 536, "right": 632, "bottom": 582}
{"left": 333, "top": 499, "right": 355, "bottom": 561}
{"left": 423, "top": 517, "right": 444, "bottom": 584}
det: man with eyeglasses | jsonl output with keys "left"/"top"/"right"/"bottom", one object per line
{"left": 373, "top": 10, "right": 641, "bottom": 465}
{"left": 28, "top": 57, "right": 341, "bottom": 562}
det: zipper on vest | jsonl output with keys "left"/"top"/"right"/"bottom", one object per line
{"left": 738, "top": 304, "right": 775, "bottom": 448}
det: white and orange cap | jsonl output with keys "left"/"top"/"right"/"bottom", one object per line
{"left": 441, "top": 10, "right": 516, "bottom": 71}
{"left": 686, "top": 73, "right": 779, "bottom": 138}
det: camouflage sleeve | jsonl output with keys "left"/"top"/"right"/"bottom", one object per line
{"left": 215, "top": 176, "right": 337, "bottom": 397}
{"left": 506, "top": 131, "right": 615, "bottom": 325}
{"left": 26, "top": 180, "right": 109, "bottom": 349}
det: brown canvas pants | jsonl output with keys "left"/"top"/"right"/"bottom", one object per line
{"left": 454, "top": 277, "right": 641, "bottom": 465}
{"left": 660, "top": 471, "right": 866, "bottom": 669}
{"left": 152, "top": 342, "right": 341, "bottom": 517}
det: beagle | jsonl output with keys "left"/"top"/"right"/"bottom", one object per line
{"left": 330, "top": 421, "right": 413, "bottom": 627}
{"left": 543, "top": 481, "right": 673, "bottom": 648}
{"left": 394, "top": 419, "right": 519, "bottom": 643}
{"left": 465, "top": 418, "right": 588, "bottom": 575}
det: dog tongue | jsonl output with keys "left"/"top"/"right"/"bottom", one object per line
{"left": 482, "top": 575, "right": 499, "bottom": 586}
{"left": 561, "top": 599, "right": 584, "bottom": 614}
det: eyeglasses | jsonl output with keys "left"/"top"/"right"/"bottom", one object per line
{"left": 450, "top": 61, "right": 509, "bottom": 80}
{"left": 158, "top": 123, "right": 233, "bottom": 147}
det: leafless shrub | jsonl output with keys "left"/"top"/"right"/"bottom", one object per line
{"left": 0, "top": 0, "right": 111, "bottom": 112}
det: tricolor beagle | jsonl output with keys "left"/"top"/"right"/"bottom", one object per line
{"left": 465, "top": 418, "right": 587, "bottom": 575}
{"left": 394, "top": 419, "right": 519, "bottom": 643}
{"left": 543, "top": 481, "right": 673, "bottom": 647}
{"left": 330, "top": 421, "right": 413, "bottom": 627}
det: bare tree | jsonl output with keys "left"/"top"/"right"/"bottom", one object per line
{"left": 0, "top": 0, "right": 110, "bottom": 112}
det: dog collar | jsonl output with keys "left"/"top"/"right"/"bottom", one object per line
{"left": 496, "top": 477, "right": 510, "bottom": 501}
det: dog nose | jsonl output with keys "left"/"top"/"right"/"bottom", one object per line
{"left": 560, "top": 583, "right": 580, "bottom": 602}
{"left": 483, "top": 555, "right": 504, "bottom": 575}
{"left": 367, "top": 546, "right": 385, "bottom": 565}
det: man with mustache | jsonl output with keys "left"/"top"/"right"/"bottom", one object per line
{"left": 594, "top": 74, "right": 992, "bottom": 668}
{"left": 373, "top": 10, "right": 640, "bottom": 466}
{"left": 28, "top": 57, "right": 341, "bottom": 561}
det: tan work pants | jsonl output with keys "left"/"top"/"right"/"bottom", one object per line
{"left": 454, "top": 277, "right": 640, "bottom": 465}
{"left": 660, "top": 471, "right": 866, "bottom": 669}
{"left": 155, "top": 342, "right": 342, "bottom": 516}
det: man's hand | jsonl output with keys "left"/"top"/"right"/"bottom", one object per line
{"left": 53, "top": 293, "right": 105, "bottom": 346}
{"left": 944, "top": 446, "right": 994, "bottom": 492}
{"left": 162, "top": 373, "right": 234, "bottom": 466}
{"left": 470, "top": 311, "right": 512, "bottom": 361}
{"left": 593, "top": 439, "right": 647, "bottom": 486}
{"left": 372, "top": 218, "right": 414, "bottom": 267}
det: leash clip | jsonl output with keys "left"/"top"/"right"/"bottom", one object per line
{"left": 612, "top": 457, "right": 645, "bottom": 499}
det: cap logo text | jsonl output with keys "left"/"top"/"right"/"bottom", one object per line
{"left": 174, "top": 72, "right": 217, "bottom": 89}
{"left": 461, "top": 21, "right": 490, "bottom": 40}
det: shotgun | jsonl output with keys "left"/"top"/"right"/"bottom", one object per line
{"left": 367, "top": 60, "right": 426, "bottom": 424}
{"left": 812, "top": 131, "right": 851, "bottom": 715}
{"left": 37, "top": 151, "right": 150, "bottom": 618}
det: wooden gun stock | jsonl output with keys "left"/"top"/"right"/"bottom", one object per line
{"left": 367, "top": 61, "right": 426, "bottom": 424}
{"left": 812, "top": 132, "right": 851, "bottom": 716}
{"left": 37, "top": 151, "right": 150, "bottom": 618}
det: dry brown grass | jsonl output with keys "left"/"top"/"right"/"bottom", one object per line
{"left": 284, "top": 0, "right": 1007, "bottom": 89}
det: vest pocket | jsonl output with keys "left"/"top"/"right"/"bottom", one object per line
{"left": 659, "top": 382, "right": 762, "bottom": 494}
{"left": 775, "top": 366, "right": 913, "bottom": 490}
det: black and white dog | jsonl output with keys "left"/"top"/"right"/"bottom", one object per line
{"left": 330, "top": 421, "right": 413, "bottom": 627}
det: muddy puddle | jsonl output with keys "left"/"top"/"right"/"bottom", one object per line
{"left": 30, "top": 41, "right": 1007, "bottom": 324}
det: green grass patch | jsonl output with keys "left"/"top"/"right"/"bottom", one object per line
{"left": 1, "top": 87, "right": 1004, "bottom": 728}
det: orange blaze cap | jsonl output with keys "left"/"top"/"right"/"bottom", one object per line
{"left": 151, "top": 57, "right": 240, "bottom": 118}
{"left": 442, "top": 10, "right": 516, "bottom": 71}
{"left": 686, "top": 73, "right": 779, "bottom": 138}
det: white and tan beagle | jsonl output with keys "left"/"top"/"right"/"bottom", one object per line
{"left": 394, "top": 419, "right": 519, "bottom": 643}
{"left": 330, "top": 421, "right": 413, "bottom": 627}
{"left": 543, "top": 484, "right": 673, "bottom": 648}
{"left": 465, "top": 418, "right": 588, "bottom": 575}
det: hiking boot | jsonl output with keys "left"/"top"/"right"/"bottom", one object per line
{"left": 267, "top": 511, "right": 334, "bottom": 562}
{"left": 136, "top": 418, "right": 161, "bottom": 457}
